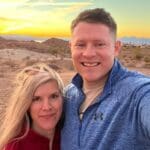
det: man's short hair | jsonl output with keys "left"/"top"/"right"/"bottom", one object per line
{"left": 71, "top": 8, "right": 117, "bottom": 37}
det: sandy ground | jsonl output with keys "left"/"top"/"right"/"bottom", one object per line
{"left": 0, "top": 67, "right": 149, "bottom": 120}
{"left": 0, "top": 48, "right": 149, "bottom": 124}
{"left": 0, "top": 49, "right": 54, "bottom": 60}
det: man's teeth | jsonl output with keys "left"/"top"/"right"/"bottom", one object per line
{"left": 82, "top": 62, "right": 100, "bottom": 67}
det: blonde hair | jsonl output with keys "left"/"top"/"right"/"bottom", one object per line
{"left": 0, "top": 63, "right": 64, "bottom": 150}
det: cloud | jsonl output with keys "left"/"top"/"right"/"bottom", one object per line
{"left": 24, "top": 0, "right": 92, "bottom": 6}
{"left": 0, "top": 17, "right": 11, "bottom": 22}
{"left": 0, "top": 0, "right": 93, "bottom": 36}
{"left": 26, "top": 0, "right": 93, "bottom": 5}
{"left": 26, "top": 0, "right": 54, "bottom": 2}
{"left": 2, "top": 22, "right": 33, "bottom": 33}
{"left": 0, "top": 0, "right": 24, "bottom": 1}
{"left": 0, "top": 2, "right": 22, "bottom": 8}
{"left": 0, "top": 17, "right": 21, "bottom": 23}
{"left": 0, "top": 0, "right": 92, "bottom": 22}
{"left": 0, "top": 1, "right": 92, "bottom": 10}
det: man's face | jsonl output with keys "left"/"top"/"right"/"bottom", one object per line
{"left": 70, "top": 22, "right": 120, "bottom": 86}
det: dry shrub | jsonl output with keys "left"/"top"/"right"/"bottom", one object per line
{"left": 23, "top": 59, "right": 37, "bottom": 67}
{"left": 144, "top": 63, "right": 150, "bottom": 68}
{"left": 135, "top": 53, "right": 143, "bottom": 60}
{"left": 2, "top": 59, "right": 16, "bottom": 68}
{"left": 23, "top": 56, "right": 30, "bottom": 61}
{"left": 144, "top": 57, "right": 150, "bottom": 63}
{"left": 48, "top": 64, "right": 61, "bottom": 71}
{"left": 0, "top": 73, "right": 4, "bottom": 78}
{"left": 134, "top": 49, "right": 143, "bottom": 60}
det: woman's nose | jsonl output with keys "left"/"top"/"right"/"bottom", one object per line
{"left": 41, "top": 99, "right": 52, "bottom": 110}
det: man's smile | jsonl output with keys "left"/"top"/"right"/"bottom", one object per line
{"left": 81, "top": 62, "right": 100, "bottom": 67}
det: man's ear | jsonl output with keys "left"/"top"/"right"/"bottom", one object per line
{"left": 114, "top": 40, "right": 122, "bottom": 56}
{"left": 69, "top": 40, "right": 71, "bottom": 49}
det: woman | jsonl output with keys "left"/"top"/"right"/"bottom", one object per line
{"left": 0, "top": 63, "right": 64, "bottom": 150}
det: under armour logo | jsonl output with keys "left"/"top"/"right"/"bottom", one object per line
{"left": 94, "top": 112, "right": 103, "bottom": 121}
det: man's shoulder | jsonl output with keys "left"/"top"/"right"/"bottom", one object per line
{"left": 109, "top": 65, "right": 150, "bottom": 95}
{"left": 64, "top": 83, "right": 77, "bottom": 93}
{"left": 122, "top": 70, "right": 150, "bottom": 84}
{"left": 115, "top": 70, "right": 150, "bottom": 96}
{"left": 65, "top": 83, "right": 76, "bottom": 91}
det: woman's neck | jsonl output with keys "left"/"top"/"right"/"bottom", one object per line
{"left": 31, "top": 124, "right": 55, "bottom": 139}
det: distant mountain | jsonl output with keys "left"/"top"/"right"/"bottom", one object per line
{"left": 1, "top": 35, "right": 150, "bottom": 45}
{"left": 0, "top": 35, "right": 48, "bottom": 42}
{"left": 0, "top": 37, "right": 6, "bottom": 41}
{"left": 120, "top": 37, "right": 150, "bottom": 45}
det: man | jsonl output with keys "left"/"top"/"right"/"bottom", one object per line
{"left": 61, "top": 8, "right": 150, "bottom": 150}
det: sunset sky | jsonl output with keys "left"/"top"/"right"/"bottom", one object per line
{"left": 0, "top": 0, "right": 150, "bottom": 38}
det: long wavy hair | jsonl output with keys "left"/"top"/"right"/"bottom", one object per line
{"left": 0, "top": 63, "right": 64, "bottom": 150}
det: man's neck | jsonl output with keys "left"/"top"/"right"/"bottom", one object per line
{"left": 83, "top": 75, "right": 108, "bottom": 90}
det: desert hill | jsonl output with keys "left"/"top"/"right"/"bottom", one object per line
{"left": 0, "top": 37, "right": 150, "bottom": 122}
{"left": 0, "top": 36, "right": 150, "bottom": 68}
{"left": 0, "top": 37, "right": 70, "bottom": 57}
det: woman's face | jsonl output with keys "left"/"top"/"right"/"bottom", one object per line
{"left": 29, "top": 80, "right": 63, "bottom": 136}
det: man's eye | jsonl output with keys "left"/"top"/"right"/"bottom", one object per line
{"left": 96, "top": 43, "right": 105, "bottom": 47}
{"left": 75, "top": 43, "right": 85, "bottom": 47}
{"left": 32, "top": 96, "right": 41, "bottom": 102}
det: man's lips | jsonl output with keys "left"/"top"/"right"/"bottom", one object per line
{"left": 81, "top": 62, "right": 100, "bottom": 67}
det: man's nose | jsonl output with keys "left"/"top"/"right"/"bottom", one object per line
{"left": 82, "top": 45, "right": 96, "bottom": 57}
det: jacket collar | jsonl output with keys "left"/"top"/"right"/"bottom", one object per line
{"left": 71, "top": 59, "right": 126, "bottom": 94}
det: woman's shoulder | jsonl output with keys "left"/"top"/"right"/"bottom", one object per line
{"left": 5, "top": 140, "right": 20, "bottom": 150}
{"left": 5, "top": 128, "right": 50, "bottom": 150}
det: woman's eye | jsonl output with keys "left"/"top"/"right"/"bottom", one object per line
{"left": 49, "top": 92, "right": 61, "bottom": 100}
{"left": 50, "top": 93, "right": 61, "bottom": 100}
{"left": 32, "top": 96, "right": 41, "bottom": 102}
